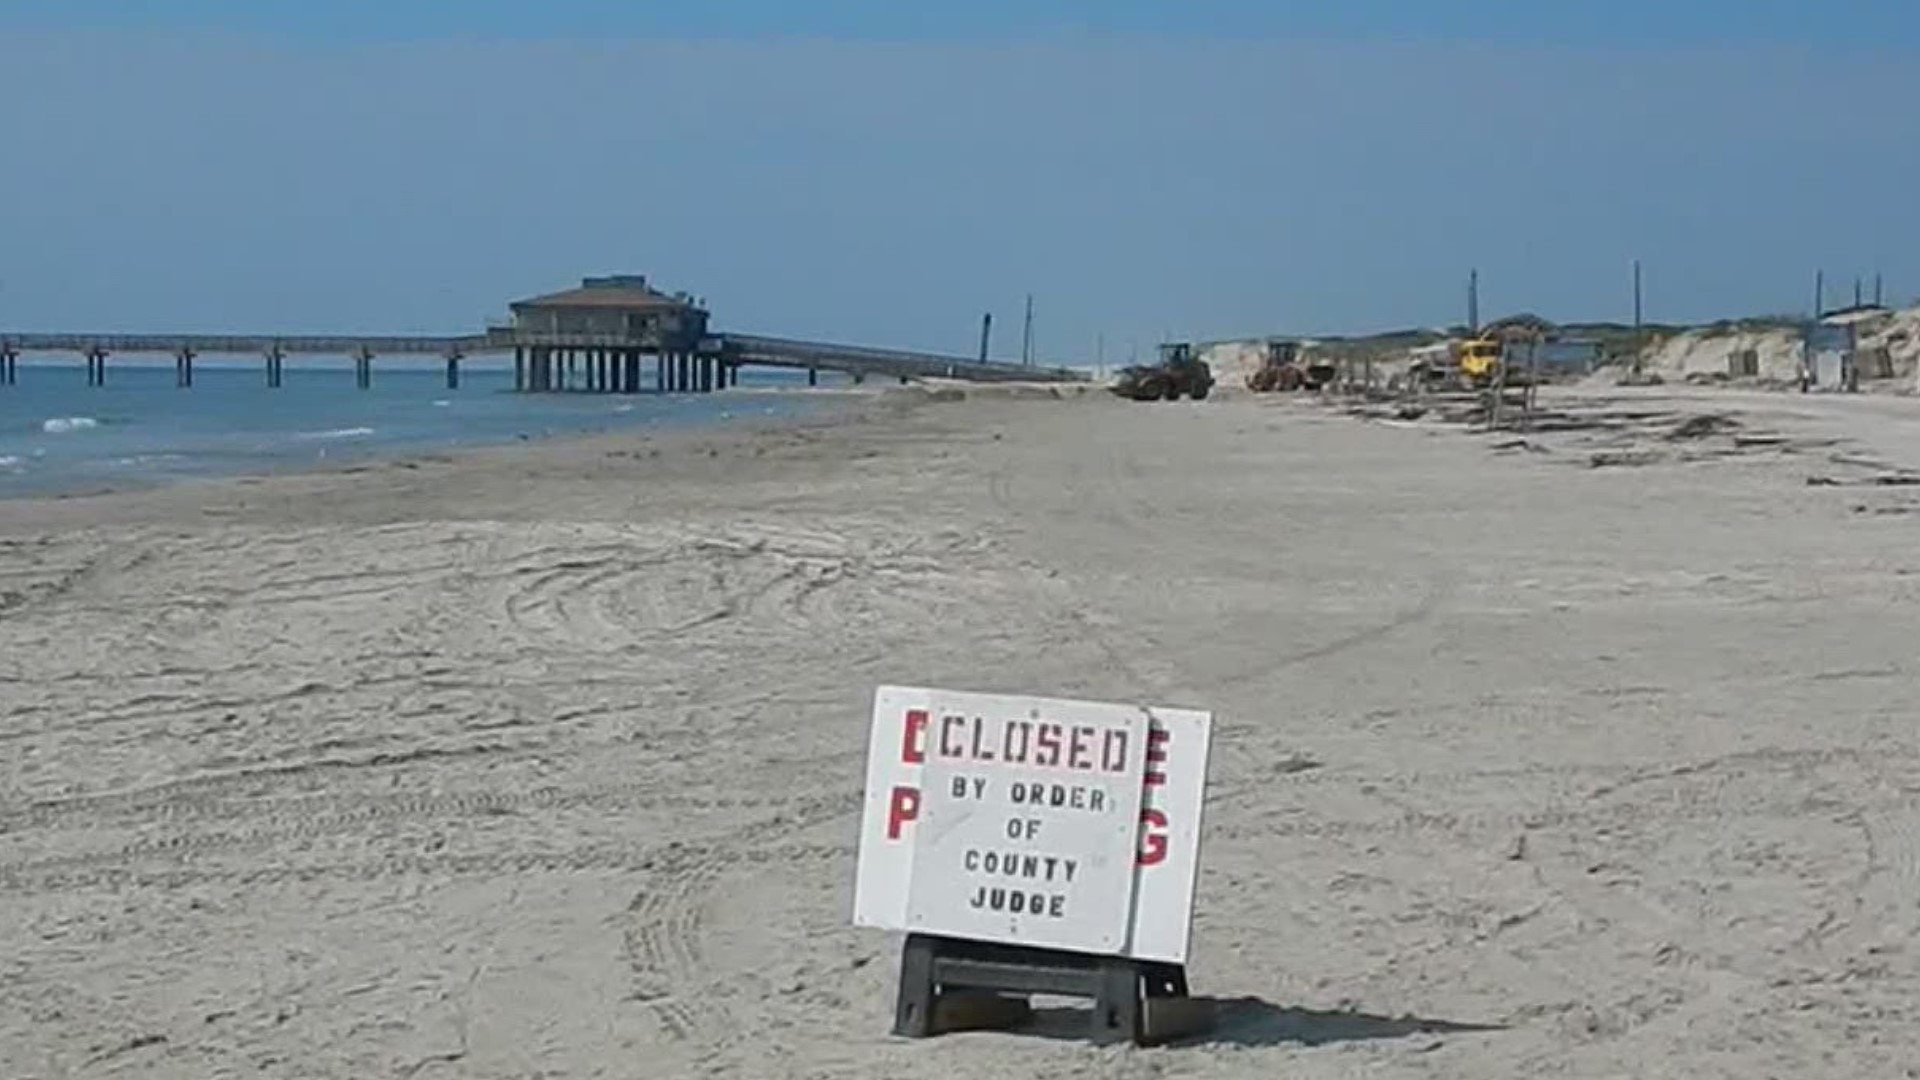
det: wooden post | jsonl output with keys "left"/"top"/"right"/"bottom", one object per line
{"left": 175, "top": 347, "right": 196, "bottom": 388}
{"left": 0, "top": 344, "right": 16, "bottom": 386}
{"left": 1488, "top": 343, "right": 1506, "bottom": 430}
{"left": 514, "top": 346, "right": 526, "bottom": 392}
{"left": 1524, "top": 338, "right": 1540, "bottom": 427}
{"left": 86, "top": 346, "right": 108, "bottom": 387}
{"left": 445, "top": 350, "right": 461, "bottom": 391}
{"left": 354, "top": 346, "right": 374, "bottom": 390}
{"left": 264, "top": 345, "right": 285, "bottom": 388}
{"left": 809, "top": 367, "right": 818, "bottom": 387}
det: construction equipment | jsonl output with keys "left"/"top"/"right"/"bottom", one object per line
{"left": 1245, "top": 339, "right": 1336, "bottom": 392}
{"left": 1456, "top": 330, "right": 1505, "bottom": 388}
{"left": 1109, "top": 342, "right": 1214, "bottom": 401}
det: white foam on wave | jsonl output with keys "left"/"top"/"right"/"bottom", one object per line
{"left": 42, "top": 416, "right": 100, "bottom": 434}
{"left": 613, "top": 404, "right": 636, "bottom": 413}
{"left": 0, "top": 455, "right": 22, "bottom": 469}
{"left": 432, "top": 399, "right": 451, "bottom": 407}
{"left": 295, "top": 427, "right": 376, "bottom": 441}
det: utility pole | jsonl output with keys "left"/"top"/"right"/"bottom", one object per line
{"left": 978, "top": 312, "right": 993, "bottom": 363}
{"left": 1814, "top": 270, "right": 1825, "bottom": 318}
{"left": 1633, "top": 259, "right": 1643, "bottom": 329}
{"left": 1875, "top": 272, "right": 1884, "bottom": 307}
{"left": 1468, "top": 268, "right": 1480, "bottom": 333}
{"left": 1854, "top": 276, "right": 1864, "bottom": 308}
{"left": 1632, "top": 259, "right": 1644, "bottom": 377}
{"left": 1021, "top": 294, "right": 1034, "bottom": 367}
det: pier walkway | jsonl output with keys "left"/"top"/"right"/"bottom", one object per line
{"left": 0, "top": 329, "right": 1084, "bottom": 392}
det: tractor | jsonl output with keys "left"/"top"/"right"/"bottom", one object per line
{"left": 1246, "top": 338, "right": 1336, "bottom": 392}
{"left": 1110, "top": 342, "right": 1215, "bottom": 401}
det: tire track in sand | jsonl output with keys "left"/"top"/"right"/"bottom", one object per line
{"left": 619, "top": 791, "right": 860, "bottom": 1048}
{"left": 0, "top": 779, "right": 819, "bottom": 887}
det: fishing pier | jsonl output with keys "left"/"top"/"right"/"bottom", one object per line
{"left": 0, "top": 275, "right": 1083, "bottom": 391}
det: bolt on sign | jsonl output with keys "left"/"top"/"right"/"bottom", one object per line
{"left": 853, "top": 686, "right": 1213, "bottom": 961}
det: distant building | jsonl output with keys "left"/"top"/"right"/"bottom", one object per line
{"left": 504, "top": 275, "right": 710, "bottom": 349}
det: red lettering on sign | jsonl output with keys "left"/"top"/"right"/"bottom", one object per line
{"left": 970, "top": 718, "right": 996, "bottom": 762}
{"left": 940, "top": 715, "right": 965, "bottom": 758}
{"left": 1035, "top": 723, "right": 1063, "bottom": 767}
{"left": 1138, "top": 807, "right": 1169, "bottom": 866}
{"left": 901, "top": 710, "right": 928, "bottom": 765}
{"left": 1145, "top": 727, "right": 1170, "bottom": 787}
{"left": 1002, "top": 721, "right": 1033, "bottom": 764}
{"left": 1068, "top": 726, "right": 1094, "bottom": 770}
{"left": 887, "top": 786, "right": 920, "bottom": 840}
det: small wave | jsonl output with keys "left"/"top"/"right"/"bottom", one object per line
{"left": 295, "top": 427, "right": 375, "bottom": 441}
{"left": 42, "top": 416, "right": 100, "bottom": 434}
{"left": 613, "top": 404, "right": 636, "bottom": 413}
{"left": 432, "top": 399, "right": 451, "bottom": 407}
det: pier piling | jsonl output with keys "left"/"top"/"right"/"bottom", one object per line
{"left": 445, "top": 350, "right": 462, "bottom": 391}
{"left": 1, "top": 344, "right": 17, "bottom": 386}
{"left": 85, "top": 346, "right": 109, "bottom": 387}
{"left": 513, "top": 346, "right": 526, "bottom": 392}
{"left": 354, "top": 346, "right": 374, "bottom": 390}
{"left": 264, "top": 345, "right": 285, "bottom": 388}
{"left": 175, "top": 347, "right": 196, "bottom": 388}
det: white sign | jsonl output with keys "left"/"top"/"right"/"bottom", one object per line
{"left": 854, "top": 686, "right": 1213, "bottom": 962}
{"left": 904, "top": 699, "right": 1145, "bottom": 954}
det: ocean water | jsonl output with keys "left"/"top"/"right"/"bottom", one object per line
{"left": 0, "top": 360, "right": 844, "bottom": 498}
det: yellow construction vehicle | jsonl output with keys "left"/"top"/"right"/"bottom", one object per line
{"left": 1455, "top": 331, "right": 1505, "bottom": 387}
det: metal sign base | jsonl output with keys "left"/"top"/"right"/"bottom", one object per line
{"left": 891, "top": 933, "right": 1192, "bottom": 1046}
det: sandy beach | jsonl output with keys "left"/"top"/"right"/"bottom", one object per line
{"left": 4, "top": 382, "right": 1919, "bottom": 1079}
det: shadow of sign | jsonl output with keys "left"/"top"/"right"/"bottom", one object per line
{"left": 1200, "top": 997, "right": 1507, "bottom": 1048}
{"left": 1016, "top": 996, "right": 1506, "bottom": 1048}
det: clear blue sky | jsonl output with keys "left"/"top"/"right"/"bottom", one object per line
{"left": 1, "top": 2, "right": 1914, "bottom": 359}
